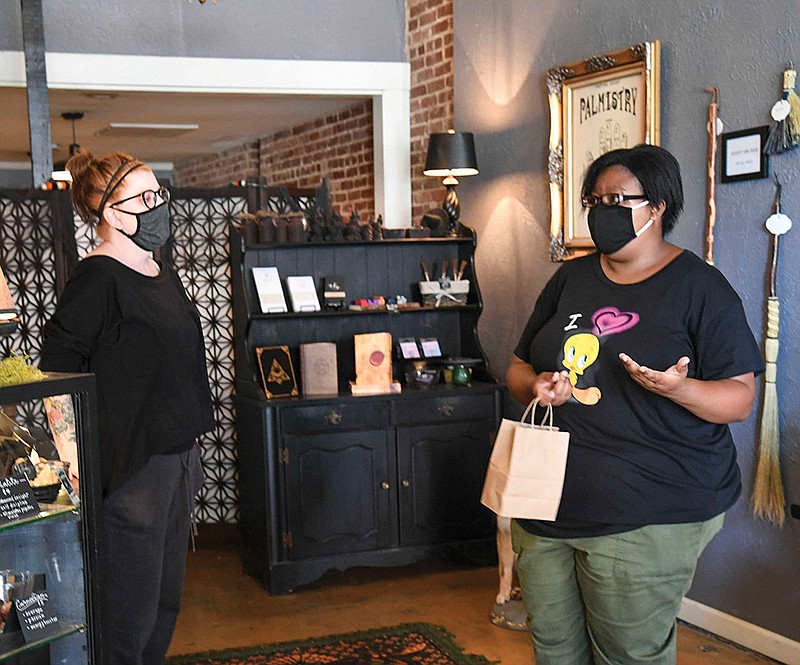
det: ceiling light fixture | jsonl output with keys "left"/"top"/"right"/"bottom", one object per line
{"left": 61, "top": 111, "right": 84, "bottom": 155}
{"left": 108, "top": 122, "right": 199, "bottom": 131}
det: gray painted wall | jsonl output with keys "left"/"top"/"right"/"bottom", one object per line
{"left": 1, "top": 0, "right": 405, "bottom": 187}
{"left": 455, "top": 0, "right": 800, "bottom": 642}
{"left": 0, "top": 0, "right": 406, "bottom": 61}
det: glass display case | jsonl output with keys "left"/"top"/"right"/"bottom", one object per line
{"left": 0, "top": 373, "right": 103, "bottom": 664}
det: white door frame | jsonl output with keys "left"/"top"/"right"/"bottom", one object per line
{"left": 0, "top": 51, "right": 412, "bottom": 228}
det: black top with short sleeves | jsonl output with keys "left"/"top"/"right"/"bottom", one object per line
{"left": 513, "top": 250, "right": 764, "bottom": 538}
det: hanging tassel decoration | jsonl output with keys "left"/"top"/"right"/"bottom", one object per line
{"left": 753, "top": 297, "right": 785, "bottom": 525}
{"left": 764, "top": 64, "right": 800, "bottom": 155}
{"left": 752, "top": 175, "right": 791, "bottom": 525}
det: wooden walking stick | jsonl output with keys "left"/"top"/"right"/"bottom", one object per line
{"left": 752, "top": 174, "right": 791, "bottom": 525}
{"left": 705, "top": 87, "right": 720, "bottom": 265}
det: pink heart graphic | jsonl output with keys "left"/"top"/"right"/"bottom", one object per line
{"left": 592, "top": 307, "right": 640, "bottom": 336}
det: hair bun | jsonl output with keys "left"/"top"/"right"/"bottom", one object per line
{"left": 64, "top": 147, "right": 95, "bottom": 180}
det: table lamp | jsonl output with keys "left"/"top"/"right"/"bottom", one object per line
{"left": 423, "top": 131, "right": 479, "bottom": 235}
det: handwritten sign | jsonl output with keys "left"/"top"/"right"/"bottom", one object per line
{"left": 14, "top": 591, "right": 61, "bottom": 641}
{"left": 0, "top": 476, "right": 40, "bottom": 525}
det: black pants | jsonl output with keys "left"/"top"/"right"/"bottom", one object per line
{"left": 101, "top": 445, "right": 204, "bottom": 665}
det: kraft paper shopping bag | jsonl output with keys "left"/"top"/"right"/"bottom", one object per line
{"left": 480, "top": 399, "right": 569, "bottom": 520}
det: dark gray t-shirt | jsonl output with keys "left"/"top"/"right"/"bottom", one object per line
{"left": 514, "top": 250, "right": 764, "bottom": 538}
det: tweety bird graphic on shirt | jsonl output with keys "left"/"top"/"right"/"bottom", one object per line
{"left": 559, "top": 306, "right": 641, "bottom": 406}
{"left": 562, "top": 332, "right": 602, "bottom": 405}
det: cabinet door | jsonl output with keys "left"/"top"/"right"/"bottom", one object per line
{"left": 397, "top": 420, "right": 495, "bottom": 546}
{"left": 283, "top": 429, "right": 394, "bottom": 559}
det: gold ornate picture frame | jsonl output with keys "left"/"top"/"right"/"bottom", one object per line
{"left": 547, "top": 41, "right": 661, "bottom": 261}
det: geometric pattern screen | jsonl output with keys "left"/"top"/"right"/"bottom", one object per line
{"left": 0, "top": 194, "right": 60, "bottom": 429}
{"left": 168, "top": 193, "right": 247, "bottom": 523}
{"left": 0, "top": 194, "right": 58, "bottom": 367}
{"left": 2, "top": 184, "right": 309, "bottom": 524}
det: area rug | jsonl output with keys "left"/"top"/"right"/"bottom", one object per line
{"left": 166, "top": 622, "right": 495, "bottom": 665}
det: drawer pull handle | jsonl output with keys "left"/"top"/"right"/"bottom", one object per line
{"left": 381, "top": 481, "right": 390, "bottom": 490}
{"left": 438, "top": 403, "right": 456, "bottom": 417}
{"left": 401, "top": 480, "right": 410, "bottom": 488}
{"left": 325, "top": 410, "right": 343, "bottom": 425}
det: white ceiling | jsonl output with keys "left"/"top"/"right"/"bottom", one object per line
{"left": 1, "top": 86, "right": 366, "bottom": 167}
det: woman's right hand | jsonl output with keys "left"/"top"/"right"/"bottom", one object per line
{"left": 533, "top": 370, "right": 572, "bottom": 406}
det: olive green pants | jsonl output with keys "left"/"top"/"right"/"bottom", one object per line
{"left": 511, "top": 514, "right": 724, "bottom": 665}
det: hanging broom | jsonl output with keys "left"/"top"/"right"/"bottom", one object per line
{"left": 752, "top": 175, "right": 791, "bottom": 525}
{"left": 764, "top": 64, "right": 800, "bottom": 155}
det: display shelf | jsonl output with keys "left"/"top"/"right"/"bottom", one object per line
{"left": 230, "top": 223, "right": 502, "bottom": 594}
{"left": 239, "top": 236, "right": 475, "bottom": 251}
{"left": 0, "top": 622, "right": 84, "bottom": 662}
{"left": 247, "top": 304, "right": 481, "bottom": 320}
{"left": 0, "top": 504, "right": 78, "bottom": 534}
{"left": 0, "top": 372, "right": 104, "bottom": 663}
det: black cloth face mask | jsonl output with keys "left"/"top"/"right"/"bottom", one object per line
{"left": 587, "top": 200, "right": 652, "bottom": 255}
{"left": 119, "top": 201, "right": 171, "bottom": 252}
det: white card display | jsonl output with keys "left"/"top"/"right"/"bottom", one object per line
{"left": 252, "top": 267, "right": 288, "bottom": 314}
{"left": 286, "top": 276, "right": 321, "bottom": 313}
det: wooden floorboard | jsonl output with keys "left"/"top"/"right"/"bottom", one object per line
{"left": 170, "top": 524, "right": 778, "bottom": 664}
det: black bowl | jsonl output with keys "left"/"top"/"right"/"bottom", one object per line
{"left": 32, "top": 483, "right": 61, "bottom": 503}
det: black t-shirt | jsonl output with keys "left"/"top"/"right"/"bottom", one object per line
{"left": 40, "top": 256, "right": 215, "bottom": 496}
{"left": 513, "top": 250, "right": 764, "bottom": 538}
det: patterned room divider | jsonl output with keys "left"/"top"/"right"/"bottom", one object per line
{"left": 0, "top": 180, "right": 314, "bottom": 523}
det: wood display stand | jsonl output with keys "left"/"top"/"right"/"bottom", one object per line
{"left": 230, "top": 226, "right": 502, "bottom": 594}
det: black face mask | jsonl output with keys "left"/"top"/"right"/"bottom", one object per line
{"left": 119, "top": 201, "right": 171, "bottom": 251}
{"left": 587, "top": 201, "right": 652, "bottom": 255}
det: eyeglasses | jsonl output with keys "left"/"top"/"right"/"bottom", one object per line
{"left": 581, "top": 193, "right": 646, "bottom": 208}
{"left": 109, "top": 186, "right": 170, "bottom": 211}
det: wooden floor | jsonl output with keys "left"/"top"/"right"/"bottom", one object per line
{"left": 169, "top": 525, "right": 776, "bottom": 664}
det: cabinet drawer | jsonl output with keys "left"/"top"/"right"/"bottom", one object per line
{"left": 281, "top": 401, "right": 390, "bottom": 435}
{"left": 393, "top": 394, "right": 494, "bottom": 426}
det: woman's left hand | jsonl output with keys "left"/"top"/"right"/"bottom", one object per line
{"left": 618, "top": 353, "right": 690, "bottom": 398}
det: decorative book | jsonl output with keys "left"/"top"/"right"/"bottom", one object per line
{"left": 252, "top": 267, "right": 288, "bottom": 314}
{"left": 300, "top": 342, "right": 339, "bottom": 397}
{"left": 256, "top": 346, "right": 298, "bottom": 398}
{"left": 350, "top": 332, "right": 401, "bottom": 395}
{"left": 286, "top": 276, "right": 321, "bottom": 313}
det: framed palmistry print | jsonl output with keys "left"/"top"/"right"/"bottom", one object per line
{"left": 547, "top": 41, "right": 661, "bottom": 261}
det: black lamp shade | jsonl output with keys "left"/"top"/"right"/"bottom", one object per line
{"left": 423, "top": 132, "right": 479, "bottom": 177}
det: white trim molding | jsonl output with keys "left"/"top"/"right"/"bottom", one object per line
{"left": 680, "top": 598, "right": 800, "bottom": 664}
{"left": 0, "top": 51, "right": 412, "bottom": 227}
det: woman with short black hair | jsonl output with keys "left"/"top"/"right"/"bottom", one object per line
{"left": 506, "top": 144, "right": 763, "bottom": 664}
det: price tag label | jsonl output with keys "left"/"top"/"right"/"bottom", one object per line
{"left": 54, "top": 466, "right": 80, "bottom": 507}
{"left": 0, "top": 476, "right": 40, "bottom": 525}
{"left": 14, "top": 591, "right": 60, "bottom": 641}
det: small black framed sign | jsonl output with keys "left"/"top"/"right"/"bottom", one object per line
{"left": 721, "top": 126, "right": 769, "bottom": 183}
{"left": 256, "top": 346, "right": 298, "bottom": 398}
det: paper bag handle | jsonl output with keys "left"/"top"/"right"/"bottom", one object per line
{"left": 520, "top": 398, "right": 555, "bottom": 429}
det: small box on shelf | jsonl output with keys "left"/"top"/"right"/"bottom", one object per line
{"left": 419, "top": 280, "right": 469, "bottom": 307}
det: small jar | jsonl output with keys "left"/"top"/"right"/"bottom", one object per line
{"left": 274, "top": 217, "right": 288, "bottom": 243}
{"left": 256, "top": 217, "right": 275, "bottom": 243}
{"left": 451, "top": 364, "right": 472, "bottom": 385}
{"left": 405, "top": 361, "right": 439, "bottom": 388}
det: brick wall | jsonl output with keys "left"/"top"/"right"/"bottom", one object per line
{"left": 173, "top": 0, "right": 454, "bottom": 225}
{"left": 408, "top": 0, "right": 454, "bottom": 222}
{"left": 174, "top": 141, "right": 259, "bottom": 188}
{"left": 260, "top": 100, "right": 374, "bottom": 217}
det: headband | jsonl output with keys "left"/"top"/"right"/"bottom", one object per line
{"left": 95, "top": 159, "right": 145, "bottom": 220}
